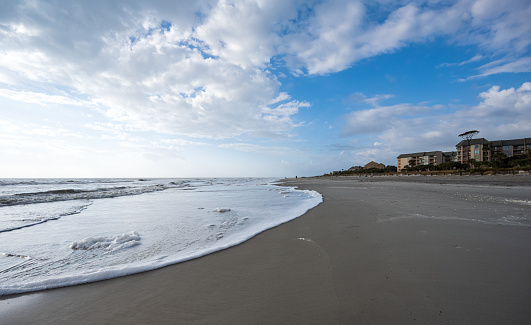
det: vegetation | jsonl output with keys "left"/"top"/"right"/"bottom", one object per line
{"left": 400, "top": 154, "right": 531, "bottom": 173}
{"left": 325, "top": 150, "right": 531, "bottom": 177}
{"left": 328, "top": 165, "right": 397, "bottom": 176}
{"left": 401, "top": 161, "right": 464, "bottom": 172}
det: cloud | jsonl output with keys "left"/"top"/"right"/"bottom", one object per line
{"left": 282, "top": 0, "right": 366, "bottom": 74}
{"left": 339, "top": 82, "right": 531, "bottom": 164}
{"left": 0, "top": 0, "right": 529, "bottom": 147}
{"left": 463, "top": 56, "right": 531, "bottom": 80}
{"left": 468, "top": 0, "right": 531, "bottom": 53}
{"left": 279, "top": 0, "right": 531, "bottom": 75}
{"left": 440, "top": 54, "right": 485, "bottom": 67}
{"left": 0, "top": 1, "right": 303, "bottom": 140}
{"left": 469, "top": 82, "right": 531, "bottom": 118}
{"left": 194, "top": 0, "right": 294, "bottom": 68}
{"left": 342, "top": 103, "right": 440, "bottom": 136}
{"left": 279, "top": 1, "right": 462, "bottom": 74}
{"left": 363, "top": 94, "right": 394, "bottom": 107}
{"left": 160, "top": 139, "right": 211, "bottom": 146}
{"left": 218, "top": 142, "right": 291, "bottom": 156}
{"left": 0, "top": 89, "right": 93, "bottom": 106}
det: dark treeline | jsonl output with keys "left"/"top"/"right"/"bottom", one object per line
{"left": 329, "top": 165, "right": 398, "bottom": 176}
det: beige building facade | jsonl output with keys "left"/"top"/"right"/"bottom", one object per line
{"left": 456, "top": 138, "right": 531, "bottom": 164}
{"left": 397, "top": 151, "right": 456, "bottom": 171}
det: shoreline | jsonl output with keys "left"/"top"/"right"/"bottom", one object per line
{"left": 1, "top": 175, "right": 530, "bottom": 324}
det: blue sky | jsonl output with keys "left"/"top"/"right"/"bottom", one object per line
{"left": 1, "top": 0, "right": 530, "bottom": 177}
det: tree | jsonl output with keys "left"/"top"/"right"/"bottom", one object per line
{"left": 492, "top": 152, "right": 507, "bottom": 168}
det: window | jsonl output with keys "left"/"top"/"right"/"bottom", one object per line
{"left": 474, "top": 145, "right": 479, "bottom": 149}
{"left": 474, "top": 150, "right": 480, "bottom": 154}
{"left": 503, "top": 146, "right": 511, "bottom": 150}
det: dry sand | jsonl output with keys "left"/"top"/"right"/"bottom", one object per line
{"left": 1, "top": 174, "right": 530, "bottom": 324}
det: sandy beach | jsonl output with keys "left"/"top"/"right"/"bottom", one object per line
{"left": 1, "top": 175, "right": 530, "bottom": 324}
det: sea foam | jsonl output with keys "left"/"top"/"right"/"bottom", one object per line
{"left": 70, "top": 231, "right": 141, "bottom": 252}
{"left": 0, "top": 178, "right": 322, "bottom": 295}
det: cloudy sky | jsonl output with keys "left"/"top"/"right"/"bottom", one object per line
{"left": 1, "top": 0, "right": 530, "bottom": 177}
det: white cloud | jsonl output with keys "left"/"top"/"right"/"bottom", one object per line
{"left": 340, "top": 82, "right": 531, "bottom": 165}
{"left": 468, "top": 0, "right": 531, "bottom": 53}
{"left": 363, "top": 94, "right": 394, "bottom": 107}
{"left": 464, "top": 57, "right": 531, "bottom": 80}
{"left": 460, "top": 55, "right": 485, "bottom": 66}
{"left": 194, "top": 0, "right": 294, "bottom": 68}
{"left": 284, "top": 0, "right": 366, "bottom": 74}
{"left": 0, "top": 1, "right": 302, "bottom": 140}
{"left": 218, "top": 143, "right": 291, "bottom": 156}
{"left": 0, "top": 0, "right": 529, "bottom": 153}
{"left": 0, "top": 89, "right": 93, "bottom": 106}
{"left": 279, "top": 1, "right": 464, "bottom": 74}
{"left": 160, "top": 138, "right": 211, "bottom": 146}
{"left": 469, "top": 82, "right": 531, "bottom": 118}
{"left": 342, "top": 103, "right": 440, "bottom": 136}
{"left": 276, "top": 0, "right": 531, "bottom": 75}
{"left": 440, "top": 54, "right": 485, "bottom": 67}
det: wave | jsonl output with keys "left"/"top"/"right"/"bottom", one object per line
{"left": 0, "top": 179, "right": 324, "bottom": 296}
{"left": 0, "top": 202, "right": 92, "bottom": 233}
{"left": 0, "top": 181, "right": 194, "bottom": 207}
{"left": 0, "top": 178, "right": 137, "bottom": 187}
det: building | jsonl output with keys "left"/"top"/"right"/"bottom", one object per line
{"left": 456, "top": 137, "right": 531, "bottom": 164}
{"left": 348, "top": 166, "right": 363, "bottom": 171}
{"left": 397, "top": 151, "right": 456, "bottom": 171}
{"left": 455, "top": 138, "right": 491, "bottom": 163}
{"left": 364, "top": 161, "right": 385, "bottom": 170}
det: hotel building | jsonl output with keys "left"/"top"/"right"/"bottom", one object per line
{"left": 455, "top": 137, "right": 531, "bottom": 164}
{"left": 397, "top": 151, "right": 456, "bottom": 171}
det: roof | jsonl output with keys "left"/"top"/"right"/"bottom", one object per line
{"left": 365, "top": 161, "right": 384, "bottom": 165}
{"left": 455, "top": 138, "right": 489, "bottom": 147}
{"left": 490, "top": 138, "right": 528, "bottom": 146}
{"left": 397, "top": 151, "right": 442, "bottom": 158}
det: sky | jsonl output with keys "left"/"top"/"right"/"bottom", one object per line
{"left": 1, "top": 0, "right": 530, "bottom": 178}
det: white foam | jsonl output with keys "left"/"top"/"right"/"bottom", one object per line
{"left": 213, "top": 208, "right": 231, "bottom": 212}
{"left": 0, "top": 178, "right": 323, "bottom": 296}
{"left": 70, "top": 231, "right": 141, "bottom": 252}
{"left": 504, "top": 199, "right": 531, "bottom": 206}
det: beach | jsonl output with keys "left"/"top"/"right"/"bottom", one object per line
{"left": 1, "top": 175, "right": 530, "bottom": 324}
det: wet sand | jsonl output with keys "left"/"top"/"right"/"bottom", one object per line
{"left": 1, "top": 175, "right": 530, "bottom": 324}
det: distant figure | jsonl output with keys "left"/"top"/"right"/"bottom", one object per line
{"left": 295, "top": 176, "right": 297, "bottom": 178}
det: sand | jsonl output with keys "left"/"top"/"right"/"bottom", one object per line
{"left": 1, "top": 174, "right": 530, "bottom": 324}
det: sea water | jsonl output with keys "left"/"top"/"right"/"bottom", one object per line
{"left": 0, "top": 178, "right": 322, "bottom": 295}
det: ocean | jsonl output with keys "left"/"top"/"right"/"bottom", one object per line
{"left": 0, "top": 178, "right": 322, "bottom": 295}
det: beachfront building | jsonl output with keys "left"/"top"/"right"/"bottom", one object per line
{"left": 397, "top": 151, "right": 456, "bottom": 171}
{"left": 456, "top": 138, "right": 491, "bottom": 163}
{"left": 456, "top": 137, "right": 531, "bottom": 164}
{"left": 364, "top": 161, "right": 385, "bottom": 169}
